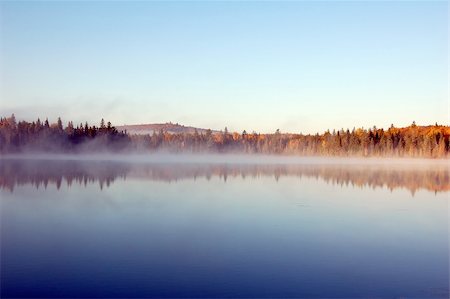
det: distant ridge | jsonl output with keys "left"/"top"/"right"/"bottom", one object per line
{"left": 116, "top": 123, "right": 219, "bottom": 135}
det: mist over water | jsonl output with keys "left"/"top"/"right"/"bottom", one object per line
{"left": 3, "top": 153, "right": 449, "bottom": 165}
{"left": 1, "top": 155, "right": 449, "bottom": 298}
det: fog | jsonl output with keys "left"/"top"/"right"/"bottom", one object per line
{"left": 1, "top": 153, "right": 448, "bottom": 167}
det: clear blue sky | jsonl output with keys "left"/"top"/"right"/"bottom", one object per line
{"left": 0, "top": 1, "right": 448, "bottom": 133}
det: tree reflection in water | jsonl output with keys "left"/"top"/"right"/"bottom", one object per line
{"left": 0, "top": 158, "right": 448, "bottom": 194}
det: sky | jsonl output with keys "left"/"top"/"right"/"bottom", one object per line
{"left": 0, "top": 1, "right": 448, "bottom": 134}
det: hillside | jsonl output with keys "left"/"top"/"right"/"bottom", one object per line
{"left": 116, "top": 123, "right": 218, "bottom": 135}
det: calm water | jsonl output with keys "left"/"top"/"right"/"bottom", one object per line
{"left": 1, "top": 157, "right": 449, "bottom": 298}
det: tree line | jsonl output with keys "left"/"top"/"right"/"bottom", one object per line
{"left": 0, "top": 114, "right": 130, "bottom": 153}
{"left": 1, "top": 114, "right": 449, "bottom": 158}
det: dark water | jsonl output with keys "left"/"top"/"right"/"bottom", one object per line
{"left": 1, "top": 158, "right": 449, "bottom": 298}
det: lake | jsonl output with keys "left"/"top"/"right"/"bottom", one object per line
{"left": 1, "top": 156, "right": 449, "bottom": 298}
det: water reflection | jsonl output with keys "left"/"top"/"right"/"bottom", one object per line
{"left": 0, "top": 159, "right": 129, "bottom": 191}
{"left": 1, "top": 158, "right": 448, "bottom": 298}
{"left": 1, "top": 158, "right": 448, "bottom": 194}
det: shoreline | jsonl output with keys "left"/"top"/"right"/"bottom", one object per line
{"left": 1, "top": 153, "right": 449, "bottom": 166}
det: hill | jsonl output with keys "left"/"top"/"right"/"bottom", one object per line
{"left": 116, "top": 122, "right": 218, "bottom": 135}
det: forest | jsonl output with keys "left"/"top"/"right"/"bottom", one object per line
{"left": 0, "top": 114, "right": 449, "bottom": 158}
